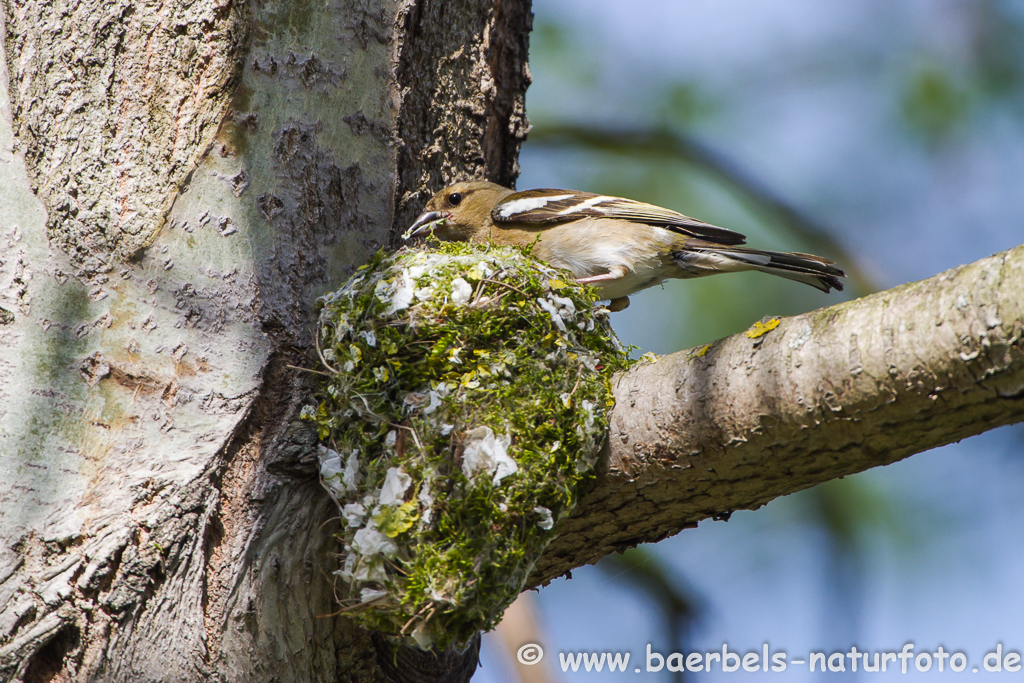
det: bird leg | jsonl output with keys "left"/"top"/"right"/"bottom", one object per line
{"left": 575, "top": 265, "right": 629, "bottom": 285}
{"left": 575, "top": 267, "right": 630, "bottom": 311}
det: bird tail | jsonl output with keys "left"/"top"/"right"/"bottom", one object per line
{"left": 674, "top": 244, "right": 845, "bottom": 293}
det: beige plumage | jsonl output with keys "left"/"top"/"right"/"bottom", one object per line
{"left": 406, "top": 181, "right": 844, "bottom": 311}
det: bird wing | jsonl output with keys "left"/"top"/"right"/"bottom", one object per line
{"left": 491, "top": 188, "right": 747, "bottom": 245}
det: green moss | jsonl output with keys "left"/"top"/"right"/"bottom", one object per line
{"left": 304, "top": 243, "right": 631, "bottom": 650}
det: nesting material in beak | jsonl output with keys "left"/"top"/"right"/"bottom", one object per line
{"left": 403, "top": 211, "right": 447, "bottom": 240}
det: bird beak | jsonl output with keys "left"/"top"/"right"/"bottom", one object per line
{"left": 403, "top": 210, "right": 448, "bottom": 240}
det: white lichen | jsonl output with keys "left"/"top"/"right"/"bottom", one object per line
{"left": 319, "top": 446, "right": 346, "bottom": 496}
{"left": 379, "top": 467, "right": 412, "bottom": 506}
{"left": 536, "top": 297, "right": 566, "bottom": 332}
{"left": 343, "top": 450, "right": 360, "bottom": 491}
{"left": 342, "top": 502, "right": 367, "bottom": 527}
{"left": 533, "top": 506, "right": 554, "bottom": 530}
{"left": 461, "top": 426, "right": 518, "bottom": 485}
{"left": 450, "top": 277, "right": 473, "bottom": 305}
{"left": 352, "top": 523, "right": 398, "bottom": 557}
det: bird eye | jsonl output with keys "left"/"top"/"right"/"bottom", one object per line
{"left": 448, "top": 192, "right": 463, "bottom": 206}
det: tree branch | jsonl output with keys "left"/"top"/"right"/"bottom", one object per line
{"left": 533, "top": 244, "right": 1024, "bottom": 584}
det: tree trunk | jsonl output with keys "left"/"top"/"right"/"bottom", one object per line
{"left": 0, "top": 0, "right": 530, "bottom": 679}
{"left": 1, "top": 0, "right": 1022, "bottom": 681}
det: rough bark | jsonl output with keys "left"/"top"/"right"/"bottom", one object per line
{"left": 0, "top": 0, "right": 531, "bottom": 680}
{"left": 3, "top": 0, "right": 250, "bottom": 268}
{"left": 534, "top": 244, "right": 1024, "bottom": 584}
{"left": 391, "top": 0, "right": 532, "bottom": 242}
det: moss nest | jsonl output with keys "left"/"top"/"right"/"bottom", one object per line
{"left": 303, "top": 243, "right": 631, "bottom": 650}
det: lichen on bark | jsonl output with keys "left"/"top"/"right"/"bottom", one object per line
{"left": 305, "top": 243, "right": 630, "bottom": 650}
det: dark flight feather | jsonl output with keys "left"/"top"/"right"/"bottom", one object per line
{"left": 491, "top": 188, "right": 748, "bottom": 246}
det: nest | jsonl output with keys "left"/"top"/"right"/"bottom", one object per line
{"left": 304, "top": 243, "right": 631, "bottom": 650}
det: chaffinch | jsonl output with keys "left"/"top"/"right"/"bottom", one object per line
{"left": 405, "top": 181, "right": 844, "bottom": 311}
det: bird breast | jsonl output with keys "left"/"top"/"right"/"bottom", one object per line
{"left": 531, "top": 220, "right": 681, "bottom": 299}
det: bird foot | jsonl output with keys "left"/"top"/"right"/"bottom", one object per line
{"left": 607, "top": 297, "right": 630, "bottom": 312}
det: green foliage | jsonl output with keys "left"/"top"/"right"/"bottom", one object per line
{"left": 304, "top": 243, "right": 632, "bottom": 650}
{"left": 900, "top": 63, "right": 972, "bottom": 146}
{"left": 657, "top": 82, "right": 719, "bottom": 125}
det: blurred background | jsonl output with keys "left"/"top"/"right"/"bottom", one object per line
{"left": 475, "top": 0, "right": 1024, "bottom": 680}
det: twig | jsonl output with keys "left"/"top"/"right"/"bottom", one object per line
{"left": 317, "top": 515, "right": 344, "bottom": 532}
{"left": 287, "top": 364, "right": 332, "bottom": 377}
{"left": 387, "top": 422, "right": 424, "bottom": 453}
{"left": 314, "top": 330, "right": 341, "bottom": 374}
{"left": 400, "top": 603, "right": 433, "bottom": 636}
{"left": 482, "top": 278, "right": 530, "bottom": 298}
{"left": 567, "top": 369, "right": 583, "bottom": 398}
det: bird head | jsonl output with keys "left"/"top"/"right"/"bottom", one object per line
{"left": 403, "top": 181, "right": 513, "bottom": 242}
